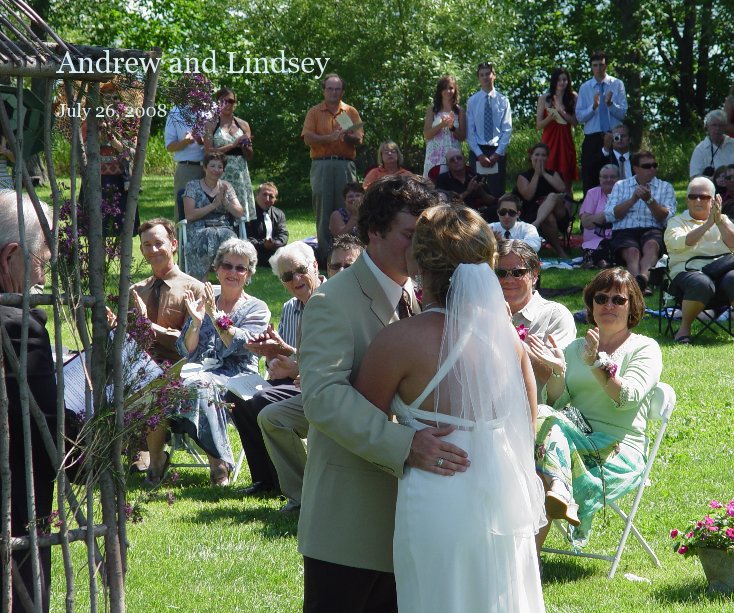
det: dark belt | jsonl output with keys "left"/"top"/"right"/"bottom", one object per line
{"left": 177, "top": 160, "right": 202, "bottom": 165}
{"left": 312, "top": 156, "right": 352, "bottom": 161}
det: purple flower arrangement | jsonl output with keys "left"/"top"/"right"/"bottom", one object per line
{"left": 671, "top": 498, "right": 734, "bottom": 556}
{"left": 162, "top": 73, "right": 218, "bottom": 138}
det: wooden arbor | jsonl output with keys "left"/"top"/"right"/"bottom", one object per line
{"left": 0, "top": 1, "right": 161, "bottom": 610}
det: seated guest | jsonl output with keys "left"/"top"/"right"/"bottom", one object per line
{"left": 183, "top": 152, "right": 244, "bottom": 281}
{"left": 489, "top": 193, "right": 542, "bottom": 251}
{"left": 663, "top": 176, "right": 734, "bottom": 344}
{"left": 0, "top": 191, "right": 55, "bottom": 611}
{"left": 689, "top": 109, "right": 734, "bottom": 178}
{"left": 712, "top": 165, "right": 728, "bottom": 196}
{"left": 515, "top": 142, "right": 570, "bottom": 259}
{"left": 722, "top": 164, "right": 734, "bottom": 217}
{"left": 230, "top": 241, "right": 326, "bottom": 496}
{"left": 147, "top": 238, "right": 269, "bottom": 486}
{"left": 245, "top": 182, "right": 289, "bottom": 267}
{"left": 579, "top": 164, "right": 619, "bottom": 268}
{"left": 362, "top": 141, "right": 414, "bottom": 189}
{"left": 604, "top": 150, "right": 676, "bottom": 294}
{"left": 329, "top": 182, "right": 363, "bottom": 238}
{"left": 497, "top": 239, "right": 576, "bottom": 402}
{"left": 528, "top": 268, "right": 662, "bottom": 548}
{"left": 434, "top": 147, "right": 497, "bottom": 220}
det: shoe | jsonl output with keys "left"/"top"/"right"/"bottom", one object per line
{"left": 279, "top": 499, "right": 301, "bottom": 514}
{"left": 241, "top": 481, "right": 277, "bottom": 496}
{"left": 209, "top": 461, "right": 231, "bottom": 487}
{"left": 129, "top": 451, "right": 150, "bottom": 474}
{"left": 675, "top": 335, "right": 691, "bottom": 345}
{"left": 143, "top": 451, "right": 170, "bottom": 488}
{"left": 545, "top": 490, "right": 581, "bottom": 526}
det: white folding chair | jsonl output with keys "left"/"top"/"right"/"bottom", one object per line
{"left": 542, "top": 382, "right": 676, "bottom": 578}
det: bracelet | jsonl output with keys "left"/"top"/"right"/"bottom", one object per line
{"left": 592, "top": 351, "right": 619, "bottom": 378}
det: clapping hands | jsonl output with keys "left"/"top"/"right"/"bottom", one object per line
{"left": 583, "top": 327, "right": 600, "bottom": 365}
{"left": 525, "top": 333, "right": 566, "bottom": 374}
{"left": 184, "top": 289, "right": 205, "bottom": 325}
{"left": 246, "top": 324, "right": 292, "bottom": 359}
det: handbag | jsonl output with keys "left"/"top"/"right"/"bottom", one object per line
{"left": 559, "top": 404, "right": 593, "bottom": 435}
{"left": 700, "top": 253, "right": 734, "bottom": 282}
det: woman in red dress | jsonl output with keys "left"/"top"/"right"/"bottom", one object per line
{"left": 536, "top": 68, "right": 578, "bottom": 196}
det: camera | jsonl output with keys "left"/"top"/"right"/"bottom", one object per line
{"left": 613, "top": 134, "right": 622, "bottom": 142}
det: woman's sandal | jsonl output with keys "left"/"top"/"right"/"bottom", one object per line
{"left": 143, "top": 451, "right": 171, "bottom": 488}
{"left": 545, "top": 490, "right": 581, "bottom": 526}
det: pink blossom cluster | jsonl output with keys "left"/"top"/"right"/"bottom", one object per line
{"left": 164, "top": 73, "right": 218, "bottom": 138}
{"left": 671, "top": 497, "right": 734, "bottom": 557}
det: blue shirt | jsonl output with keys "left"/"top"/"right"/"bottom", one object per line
{"left": 575, "top": 75, "right": 627, "bottom": 134}
{"left": 164, "top": 106, "right": 205, "bottom": 163}
{"left": 466, "top": 88, "right": 512, "bottom": 157}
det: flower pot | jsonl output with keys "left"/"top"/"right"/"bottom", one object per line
{"left": 696, "top": 547, "right": 734, "bottom": 595}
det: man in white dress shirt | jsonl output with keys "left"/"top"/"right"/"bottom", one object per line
{"left": 689, "top": 109, "right": 734, "bottom": 178}
{"left": 165, "top": 105, "right": 205, "bottom": 220}
{"left": 490, "top": 194, "right": 542, "bottom": 252}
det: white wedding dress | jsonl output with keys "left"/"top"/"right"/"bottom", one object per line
{"left": 390, "top": 264, "right": 546, "bottom": 613}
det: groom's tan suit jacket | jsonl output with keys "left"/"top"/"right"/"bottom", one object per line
{"left": 297, "top": 254, "right": 417, "bottom": 572}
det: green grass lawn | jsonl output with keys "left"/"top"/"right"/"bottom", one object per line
{"left": 45, "top": 176, "right": 734, "bottom": 611}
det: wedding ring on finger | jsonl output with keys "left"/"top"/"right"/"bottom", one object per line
{"left": 436, "top": 457, "right": 445, "bottom": 468}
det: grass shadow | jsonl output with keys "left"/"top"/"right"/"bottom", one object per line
{"left": 190, "top": 505, "right": 298, "bottom": 540}
{"left": 652, "top": 579, "right": 731, "bottom": 605}
{"left": 540, "top": 557, "right": 597, "bottom": 583}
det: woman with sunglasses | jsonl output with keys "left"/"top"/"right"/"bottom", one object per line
{"left": 663, "top": 176, "right": 734, "bottom": 344}
{"left": 204, "top": 87, "right": 256, "bottom": 222}
{"left": 167, "top": 238, "right": 270, "bottom": 486}
{"left": 526, "top": 267, "right": 661, "bottom": 549}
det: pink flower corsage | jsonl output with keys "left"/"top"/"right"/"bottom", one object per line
{"left": 515, "top": 324, "right": 529, "bottom": 341}
{"left": 215, "top": 313, "right": 233, "bottom": 331}
{"left": 592, "top": 351, "right": 618, "bottom": 378}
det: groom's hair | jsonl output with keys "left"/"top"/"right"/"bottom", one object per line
{"left": 356, "top": 175, "right": 436, "bottom": 245}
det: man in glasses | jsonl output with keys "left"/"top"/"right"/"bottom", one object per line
{"left": 489, "top": 193, "right": 541, "bottom": 251}
{"left": 497, "top": 239, "right": 576, "bottom": 402}
{"left": 245, "top": 182, "right": 289, "bottom": 267}
{"left": 689, "top": 109, "right": 734, "bottom": 178}
{"left": 434, "top": 147, "right": 497, "bottom": 220}
{"left": 302, "top": 73, "right": 363, "bottom": 266}
{"left": 605, "top": 150, "right": 677, "bottom": 294}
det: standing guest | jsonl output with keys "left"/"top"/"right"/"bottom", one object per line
{"left": 363, "top": 141, "right": 414, "bottom": 189}
{"left": 536, "top": 67, "right": 578, "bottom": 195}
{"left": 663, "top": 176, "right": 734, "bottom": 344}
{"left": 497, "top": 239, "right": 576, "bottom": 403}
{"left": 245, "top": 182, "right": 289, "bottom": 267}
{"left": 297, "top": 177, "right": 467, "bottom": 611}
{"left": 576, "top": 51, "right": 627, "bottom": 195}
{"left": 600, "top": 123, "right": 633, "bottom": 180}
{"left": 466, "top": 61, "right": 512, "bottom": 199}
{"left": 489, "top": 193, "right": 542, "bottom": 252}
{"left": 301, "top": 73, "right": 363, "bottom": 265}
{"left": 422, "top": 75, "right": 466, "bottom": 177}
{"left": 434, "top": 148, "right": 497, "bottom": 220}
{"left": 329, "top": 182, "right": 363, "bottom": 238}
{"left": 604, "top": 151, "right": 677, "bottom": 294}
{"left": 204, "top": 87, "right": 256, "bottom": 222}
{"left": 0, "top": 126, "right": 15, "bottom": 190}
{"left": 515, "top": 142, "right": 571, "bottom": 259}
{"left": 579, "top": 164, "right": 619, "bottom": 268}
{"left": 0, "top": 191, "right": 55, "bottom": 612}
{"left": 165, "top": 104, "right": 205, "bottom": 220}
{"left": 183, "top": 152, "right": 244, "bottom": 281}
{"left": 689, "top": 109, "right": 734, "bottom": 178}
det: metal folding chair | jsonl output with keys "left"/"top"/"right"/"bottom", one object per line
{"left": 542, "top": 382, "right": 676, "bottom": 578}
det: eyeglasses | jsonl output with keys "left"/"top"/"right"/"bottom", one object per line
{"left": 280, "top": 264, "right": 310, "bottom": 283}
{"left": 328, "top": 262, "right": 352, "bottom": 272}
{"left": 687, "top": 193, "right": 713, "bottom": 201}
{"left": 498, "top": 208, "right": 518, "bottom": 217}
{"left": 447, "top": 155, "right": 464, "bottom": 163}
{"left": 638, "top": 162, "right": 658, "bottom": 169}
{"left": 593, "top": 294, "right": 629, "bottom": 306}
{"left": 219, "top": 261, "right": 248, "bottom": 273}
{"left": 221, "top": 99, "right": 236, "bottom": 105}
{"left": 324, "top": 87, "right": 342, "bottom": 92}
{"left": 496, "top": 267, "right": 529, "bottom": 279}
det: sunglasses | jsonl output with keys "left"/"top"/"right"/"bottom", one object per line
{"left": 328, "top": 262, "right": 352, "bottom": 272}
{"left": 219, "top": 261, "right": 248, "bottom": 273}
{"left": 280, "top": 264, "right": 310, "bottom": 283}
{"left": 498, "top": 208, "right": 518, "bottom": 217}
{"left": 447, "top": 155, "right": 464, "bottom": 163}
{"left": 221, "top": 99, "right": 236, "bottom": 105}
{"left": 638, "top": 162, "right": 658, "bottom": 169}
{"left": 496, "top": 267, "right": 529, "bottom": 279}
{"left": 593, "top": 294, "right": 629, "bottom": 306}
{"left": 687, "top": 193, "right": 713, "bottom": 201}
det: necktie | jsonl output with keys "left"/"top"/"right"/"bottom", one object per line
{"left": 397, "top": 288, "right": 413, "bottom": 320}
{"left": 599, "top": 82, "right": 610, "bottom": 132}
{"left": 504, "top": 230, "right": 511, "bottom": 239}
{"left": 147, "top": 277, "right": 165, "bottom": 324}
{"left": 483, "top": 94, "right": 494, "bottom": 143}
{"left": 618, "top": 155, "right": 626, "bottom": 179}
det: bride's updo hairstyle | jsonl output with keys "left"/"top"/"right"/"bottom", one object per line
{"left": 413, "top": 204, "right": 497, "bottom": 303}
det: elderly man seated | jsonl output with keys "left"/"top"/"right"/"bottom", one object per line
{"left": 664, "top": 176, "right": 734, "bottom": 343}
{"left": 604, "top": 150, "right": 677, "bottom": 294}
{"left": 245, "top": 182, "right": 289, "bottom": 267}
{"left": 497, "top": 239, "right": 576, "bottom": 402}
{"left": 434, "top": 148, "right": 497, "bottom": 221}
{"left": 489, "top": 193, "right": 541, "bottom": 251}
{"left": 690, "top": 110, "right": 734, "bottom": 178}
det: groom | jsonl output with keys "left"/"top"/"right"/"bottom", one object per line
{"left": 298, "top": 176, "right": 470, "bottom": 612}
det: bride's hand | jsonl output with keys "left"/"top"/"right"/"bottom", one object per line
{"left": 525, "top": 333, "right": 565, "bottom": 373}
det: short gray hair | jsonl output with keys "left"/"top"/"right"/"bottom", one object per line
{"left": 0, "top": 190, "right": 50, "bottom": 253}
{"left": 496, "top": 239, "right": 540, "bottom": 275}
{"left": 687, "top": 176, "right": 715, "bottom": 197}
{"left": 270, "top": 241, "right": 316, "bottom": 278}
{"left": 213, "top": 237, "right": 257, "bottom": 274}
{"left": 704, "top": 109, "right": 726, "bottom": 128}
{"left": 599, "top": 164, "right": 619, "bottom": 177}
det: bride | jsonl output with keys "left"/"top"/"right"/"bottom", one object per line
{"left": 355, "top": 204, "right": 546, "bottom": 612}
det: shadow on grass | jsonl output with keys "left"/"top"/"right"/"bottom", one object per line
{"left": 539, "top": 557, "right": 596, "bottom": 583}
{"left": 652, "top": 580, "right": 731, "bottom": 605}
{"left": 190, "top": 505, "right": 298, "bottom": 540}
